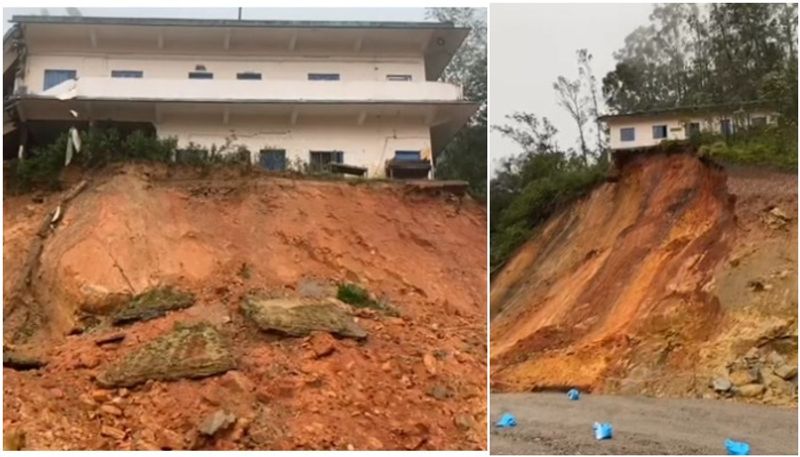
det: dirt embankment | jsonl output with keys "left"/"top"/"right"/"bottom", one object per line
{"left": 3, "top": 164, "right": 487, "bottom": 450}
{"left": 491, "top": 152, "right": 797, "bottom": 405}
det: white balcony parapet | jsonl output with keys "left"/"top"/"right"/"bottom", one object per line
{"left": 35, "top": 77, "right": 465, "bottom": 103}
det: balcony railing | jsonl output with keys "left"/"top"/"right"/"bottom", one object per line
{"left": 34, "top": 77, "right": 465, "bottom": 103}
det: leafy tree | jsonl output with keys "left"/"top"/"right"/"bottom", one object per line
{"left": 426, "top": 7, "right": 487, "bottom": 199}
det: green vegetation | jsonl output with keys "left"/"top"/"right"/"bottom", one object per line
{"left": 695, "top": 125, "right": 798, "bottom": 170}
{"left": 336, "top": 283, "right": 398, "bottom": 316}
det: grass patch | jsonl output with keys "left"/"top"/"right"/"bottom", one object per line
{"left": 336, "top": 283, "right": 398, "bottom": 316}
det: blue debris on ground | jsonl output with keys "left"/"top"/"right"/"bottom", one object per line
{"left": 725, "top": 439, "right": 751, "bottom": 455}
{"left": 567, "top": 388, "right": 580, "bottom": 400}
{"left": 496, "top": 413, "right": 517, "bottom": 428}
{"left": 593, "top": 422, "right": 613, "bottom": 440}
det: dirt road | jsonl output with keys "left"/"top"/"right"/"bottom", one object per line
{"left": 490, "top": 393, "right": 798, "bottom": 455}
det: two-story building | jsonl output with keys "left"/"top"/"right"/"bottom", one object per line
{"left": 599, "top": 102, "right": 778, "bottom": 150}
{"left": 3, "top": 15, "right": 479, "bottom": 179}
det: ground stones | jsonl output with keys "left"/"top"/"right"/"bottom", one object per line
{"left": 240, "top": 296, "right": 367, "bottom": 340}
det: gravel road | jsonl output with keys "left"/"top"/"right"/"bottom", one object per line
{"left": 491, "top": 393, "right": 797, "bottom": 455}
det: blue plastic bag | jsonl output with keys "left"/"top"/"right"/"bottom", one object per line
{"left": 567, "top": 388, "right": 580, "bottom": 400}
{"left": 593, "top": 422, "right": 613, "bottom": 440}
{"left": 725, "top": 439, "right": 750, "bottom": 455}
{"left": 496, "top": 413, "right": 517, "bottom": 428}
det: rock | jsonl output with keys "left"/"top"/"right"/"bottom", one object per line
{"left": 96, "top": 322, "right": 235, "bottom": 388}
{"left": 712, "top": 377, "right": 732, "bottom": 392}
{"left": 100, "top": 404, "right": 123, "bottom": 416}
{"left": 426, "top": 384, "right": 454, "bottom": 400}
{"left": 381, "top": 361, "right": 392, "bottom": 371}
{"left": 729, "top": 368, "right": 759, "bottom": 386}
{"left": 220, "top": 371, "right": 254, "bottom": 394}
{"left": 308, "top": 332, "right": 336, "bottom": 359}
{"left": 50, "top": 387, "right": 65, "bottom": 399}
{"left": 111, "top": 287, "right": 195, "bottom": 325}
{"left": 240, "top": 296, "right": 367, "bottom": 340}
{"left": 101, "top": 425, "right": 127, "bottom": 440}
{"left": 75, "top": 352, "right": 100, "bottom": 369}
{"left": 774, "top": 364, "right": 798, "bottom": 380}
{"left": 91, "top": 389, "right": 112, "bottom": 402}
{"left": 366, "top": 436, "right": 384, "bottom": 449}
{"left": 422, "top": 353, "right": 437, "bottom": 375}
{"left": 736, "top": 383, "right": 765, "bottom": 398}
{"left": 198, "top": 410, "right": 237, "bottom": 436}
{"left": 95, "top": 332, "right": 126, "bottom": 346}
{"left": 767, "top": 351, "right": 786, "bottom": 367}
{"left": 454, "top": 413, "right": 475, "bottom": 431}
{"left": 3, "top": 349, "right": 46, "bottom": 370}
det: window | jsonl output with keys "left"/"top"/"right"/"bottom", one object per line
{"left": 309, "top": 151, "right": 344, "bottom": 171}
{"left": 111, "top": 70, "right": 143, "bottom": 78}
{"left": 394, "top": 150, "right": 421, "bottom": 161}
{"left": 259, "top": 149, "right": 286, "bottom": 171}
{"left": 237, "top": 72, "right": 262, "bottom": 80}
{"left": 720, "top": 119, "right": 733, "bottom": 136}
{"left": 43, "top": 69, "right": 77, "bottom": 90}
{"left": 620, "top": 127, "right": 635, "bottom": 142}
{"left": 751, "top": 116, "right": 767, "bottom": 127}
{"left": 652, "top": 125, "right": 668, "bottom": 139}
{"left": 308, "top": 73, "right": 340, "bottom": 81}
{"left": 386, "top": 74, "right": 412, "bottom": 81}
{"left": 188, "top": 72, "right": 214, "bottom": 79}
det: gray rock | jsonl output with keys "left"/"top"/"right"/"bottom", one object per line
{"left": 198, "top": 410, "right": 237, "bottom": 436}
{"left": 712, "top": 377, "right": 732, "bottom": 392}
{"left": 427, "top": 384, "right": 454, "bottom": 400}
{"left": 766, "top": 351, "right": 786, "bottom": 367}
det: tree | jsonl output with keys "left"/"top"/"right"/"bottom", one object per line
{"left": 426, "top": 7, "right": 487, "bottom": 199}
{"left": 578, "top": 49, "right": 607, "bottom": 163}
{"left": 553, "top": 76, "right": 590, "bottom": 164}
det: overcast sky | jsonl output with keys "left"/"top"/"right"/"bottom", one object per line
{"left": 490, "top": 3, "right": 653, "bottom": 173}
{"left": 3, "top": 7, "right": 433, "bottom": 33}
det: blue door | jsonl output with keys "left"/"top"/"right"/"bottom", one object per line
{"left": 259, "top": 149, "right": 287, "bottom": 171}
{"left": 43, "top": 69, "right": 77, "bottom": 90}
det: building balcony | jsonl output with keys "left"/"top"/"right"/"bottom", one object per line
{"left": 33, "top": 77, "right": 466, "bottom": 104}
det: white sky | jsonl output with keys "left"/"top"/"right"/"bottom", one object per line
{"left": 3, "top": 7, "right": 432, "bottom": 33}
{"left": 489, "top": 3, "right": 653, "bottom": 173}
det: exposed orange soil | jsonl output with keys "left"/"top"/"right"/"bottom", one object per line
{"left": 3, "top": 164, "right": 487, "bottom": 450}
{"left": 491, "top": 153, "right": 797, "bottom": 403}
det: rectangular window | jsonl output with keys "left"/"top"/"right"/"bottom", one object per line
{"left": 309, "top": 151, "right": 344, "bottom": 171}
{"left": 620, "top": 127, "right": 635, "bottom": 142}
{"left": 259, "top": 149, "right": 286, "bottom": 171}
{"left": 720, "top": 119, "right": 733, "bottom": 136}
{"left": 687, "top": 122, "right": 701, "bottom": 137}
{"left": 111, "top": 70, "right": 143, "bottom": 78}
{"left": 308, "top": 73, "right": 340, "bottom": 81}
{"left": 188, "top": 72, "right": 214, "bottom": 79}
{"left": 394, "top": 150, "right": 421, "bottom": 161}
{"left": 652, "top": 125, "right": 668, "bottom": 139}
{"left": 750, "top": 116, "right": 767, "bottom": 127}
{"left": 237, "top": 72, "right": 262, "bottom": 80}
{"left": 386, "top": 74, "right": 412, "bottom": 81}
{"left": 43, "top": 69, "right": 77, "bottom": 90}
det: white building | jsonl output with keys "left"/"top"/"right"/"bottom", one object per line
{"left": 599, "top": 103, "right": 778, "bottom": 150}
{"left": 3, "top": 15, "right": 479, "bottom": 179}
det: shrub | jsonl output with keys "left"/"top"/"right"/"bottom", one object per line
{"left": 336, "top": 283, "right": 398, "bottom": 315}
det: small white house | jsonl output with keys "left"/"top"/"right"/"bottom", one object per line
{"left": 599, "top": 103, "right": 779, "bottom": 150}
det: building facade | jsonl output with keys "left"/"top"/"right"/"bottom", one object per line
{"left": 599, "top": 104, "right": 778, "bottom": 150}
{"left": 3, "top": 15, "right": 478, "bottom": 178}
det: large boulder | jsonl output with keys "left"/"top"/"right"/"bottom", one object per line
{"left": 241, "top": 296, "right": 367, "bottom": 339}
{"left": 111, "top": 287, "right": 195, "bottom": 325}
{"left": 97, "top": 322, "right": 234, "bottom": 387}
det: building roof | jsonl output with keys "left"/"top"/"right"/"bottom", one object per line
{"left": 597, "top": 100, "right": 775, "bottom": 122}
{"left": 9, "top": 14, "right": 462, "bottom": 31}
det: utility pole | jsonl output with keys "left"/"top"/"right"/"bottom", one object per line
{"left": 238, "top": 8, "right": 242, "bottom": 20}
